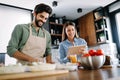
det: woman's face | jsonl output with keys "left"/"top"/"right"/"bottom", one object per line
{"left": 65, "top": 25, "right": 76, "bottom": 40}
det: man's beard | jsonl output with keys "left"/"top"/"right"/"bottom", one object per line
{"left": 35, "top": 18, "right": 45, "bottom": 28}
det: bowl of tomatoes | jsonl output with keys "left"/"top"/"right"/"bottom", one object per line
{"left": 80, "top": 49, "right": 105, "bottom": 69}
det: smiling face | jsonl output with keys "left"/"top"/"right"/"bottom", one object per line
{"left": 65, "top": 25, "right": 76, "bottom": 41}
{"left": 34, "top": 11, "right": 49, "bottom": 27}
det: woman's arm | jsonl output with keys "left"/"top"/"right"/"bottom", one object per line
{"left": 59, "top": 43, "right": 70, "bottom": 63}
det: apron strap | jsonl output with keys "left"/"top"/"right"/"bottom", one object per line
{"left": 30, "top": 24, "right": 46, "bottom": 39}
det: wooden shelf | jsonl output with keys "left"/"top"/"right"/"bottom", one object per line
{"left": 94, "top": 16, "right": 106, "bottom": 22}
{"left": 49, "top": 19, "right": 63, "bottom": 46}
{"left": 51, "top": 34, "right": 62, "bottom": 37}
{"left": 49, "top": 22, "right": 63, "bottom": 26}
{"left": 94, "top": 7, "right": 111, "bottom": 45}
{"left": 97, "top": 41, "right": 106, "bottom": 44}
{"left": 96, "top": 28, "right": 107, "bottom": 32}
{"left": 96, "top": 29, "right": 104, "bottom": 32}
{"left": 97, "top": 40, "right": 109, "bottom": 44}
{"left": 49, "top": 17, "right": 67, "bottom": 46}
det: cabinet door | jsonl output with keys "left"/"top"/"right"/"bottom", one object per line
{"left": 78, "top": 12, "right": 97, "bottom": 46}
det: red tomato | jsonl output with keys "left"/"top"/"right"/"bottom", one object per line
{"left": 88, "top": 49, "right": 96, "bottom": 56}
{"left": 82, "top": 53, "right": 90, "bottom": 57}
{"left": 96, "top": 49, "right": 104, "bottom": 56}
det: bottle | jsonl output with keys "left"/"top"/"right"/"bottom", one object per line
{"left": 55, "top": 19, "right": 58, "bottom": 23}
{"left": 54, "top": 40, "right": 56, "bottom": 45}
{"left": 56, "top": 39, "right": 59, "bottom": 45}
{"left": 59, "top": 18, "right": 63, "bottom": 24}
{"left": 51, "top": 29, "right": 53, "bottom": 34}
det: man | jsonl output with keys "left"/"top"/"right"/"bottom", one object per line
{"left": 7, "top": 3, "right": 53, "bottom": 64}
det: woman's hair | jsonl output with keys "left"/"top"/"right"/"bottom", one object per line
{"left": 34, "top": 3, "right": 52, "bottom": 15}
{"left": 62, "top": 21, "right": 79, "bottom": 41}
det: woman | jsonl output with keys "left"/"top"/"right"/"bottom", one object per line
{"left": 58, "top": 21, "right": 88, "bottom": 64}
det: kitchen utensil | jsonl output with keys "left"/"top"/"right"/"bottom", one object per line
{"left": 80, "top": 55, "right": 105, "bottom": 69}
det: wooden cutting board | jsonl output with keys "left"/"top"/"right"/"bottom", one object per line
{"left": 0, "top": 70, "right": 69, "bottom": 80}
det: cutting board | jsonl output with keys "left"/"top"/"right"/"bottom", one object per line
{"left": 0, "top": 70, "right": 69, "bottom": 80}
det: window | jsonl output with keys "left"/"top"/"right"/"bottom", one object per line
{"left": 109, "top": 1, "right": 120, "bottom": 55}
{"left": 115, "top": 12, "right": 120, "bottom": 40}
{"left": 0, "top": 4, "right": 32, "bottom": 66}
{"left": 0, "top": 4, "right": 32, "bottom": 53}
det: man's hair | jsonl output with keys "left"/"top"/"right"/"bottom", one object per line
{"left": 34, "top": 3, "right": 52, "bottom": 15}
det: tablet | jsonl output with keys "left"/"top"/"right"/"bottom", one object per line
{"left": 67, "top": 45, "right": 86, "bottom": 55}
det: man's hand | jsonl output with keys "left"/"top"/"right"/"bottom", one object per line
{"left": 13, "top": 51, "right": 39, "bottom": 62}
{"left": 46, "top": 55, "right": 55, "bottom": 64}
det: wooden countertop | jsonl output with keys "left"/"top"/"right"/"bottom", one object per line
{"left": 1, "top": 66, "right": 120, "bottom": 80}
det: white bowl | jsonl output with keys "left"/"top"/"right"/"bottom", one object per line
{"left": 80, "top": 55, "right": 105, "bottom": 69}
{"left": 56, "top": 63, "right": 78, "bottom": 71}
{"left": 28, "top": 63, "right": 56, "bottom": 72}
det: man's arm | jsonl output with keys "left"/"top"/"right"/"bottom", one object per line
{"left": 13, "top": 51, "right": 38, "bottom": 62}
{"left": 46, "top": 55, "right": 54, "bottom": 63}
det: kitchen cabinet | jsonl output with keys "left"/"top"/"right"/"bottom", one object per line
{"left": 78, "top": 7, "right": 112, "bottom": 46}
{"left": 49, "top": 16, "right": 72, "bottom": 48}
{"left": 94, "top": 16, "right": 109, "bottom": 43}
{"left": 78, "top": 12, "right": 97, "bottom": 46}
{"left": 49, "top": 17, "right": 64, "bottom": 47}
{"left": 93, "top": 7, "right": 110, "bottom": 44}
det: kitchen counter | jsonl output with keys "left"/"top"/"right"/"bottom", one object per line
{"left": 1, "top": 66, "right": 120, "bottom": 80}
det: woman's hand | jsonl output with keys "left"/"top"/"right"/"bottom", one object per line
{"left": 78, "top": 47, "right": 86, "bottom": 54}
{"left": 67, "top": 55, "right": 70, "bottom": 59}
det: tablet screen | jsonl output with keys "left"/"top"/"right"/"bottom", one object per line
{"left": 67, "top": 45, "right": 86, "bottom": 55}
